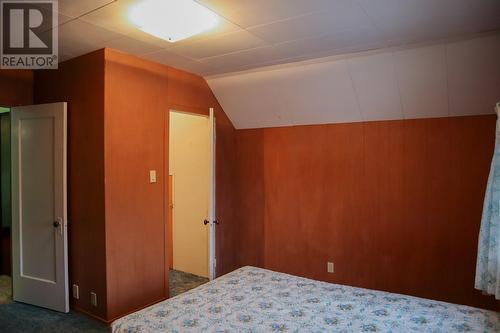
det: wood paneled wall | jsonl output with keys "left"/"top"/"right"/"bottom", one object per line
{"left": 235, "top": 130, "right": 265, "bottom": 267}
{"left": 35, "top": 48, "right": 237, "bottom": 322}
{"left": 103, "top": 50, "right": 170, "bottom": 320}
{"left": 34, "top": 50, "right": 108, "bottom": 319}
{"left": 32, "top": 46, "right": 498, "bottom": 320}
{"left": 234, "top": 115, "right": 499, "bottom": 311}
{"left": 103, "top": 49, "right": 237, "bottom": 320}
{"left": 0, "top": 69, "right": 33, "bottom": 107}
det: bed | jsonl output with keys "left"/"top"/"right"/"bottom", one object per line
{"left": 112, "top": 266, "right": 500, "bottom": 332}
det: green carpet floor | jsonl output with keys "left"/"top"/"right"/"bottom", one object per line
{"left": 0, "top": 275, "right": 11, "bottom": 304}
{"left": 0, "top": 302, "right": 109, "bottom": 333}
{"left": 0, "top": 270, "right": 207, "bottom": 332}
{"left": 169, "top": 269, "right": 209, "bottom": 297}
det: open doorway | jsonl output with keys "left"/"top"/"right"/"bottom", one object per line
{"left": 0, "top": 106, "right": 11, "bottom": 305}
{"left": 167, "top": 110, "right": 215, "bottom": 297}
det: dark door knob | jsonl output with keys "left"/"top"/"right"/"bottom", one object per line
{"left": 204, "top": 219, "right": 219, "bottom": 225}
{"left": 53, "top": 220, "right": 61, "bottom": 228}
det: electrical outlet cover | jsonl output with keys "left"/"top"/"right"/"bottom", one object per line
{"left": 72, "top": 284, "right": 79, "bottom": 299}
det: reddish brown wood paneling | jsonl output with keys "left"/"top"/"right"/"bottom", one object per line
{"left": 214, "top": 116, "right": 237, "bottom": 276}
{"left": 235, "top": 115, "right": 499, "bottom": 310}
{"left": 234, "top": 130, "right": 265, "bottom": 268}
{"left": 34, "top": 50, "right": 107, "bottom": 319}
{"left": 104, "top": 49, "right": 237, "bottom": 320}
{"left": 34, "top": 48, "right": 235, "bottom": 321}
{"left": 104, "top": 50, "right": 169, "bottom": 320}
{"left": 0, "top": 69, "right": 33, "bottom": 107}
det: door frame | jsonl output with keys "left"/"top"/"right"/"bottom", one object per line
{"left": 165, "top": 108, "right": 216, "bottom": 283}
{"left": 207, "top": 108, "right": 216, "bottom": 280}
{"left": 167, "top": 175, "right": 174, "bottom": 270}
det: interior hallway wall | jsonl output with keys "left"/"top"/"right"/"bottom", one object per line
{"left": 169, "top": 112, "right": 209, "bottom": 278}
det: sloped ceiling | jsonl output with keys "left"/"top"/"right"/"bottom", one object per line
{"left": 207, "top": 34, "right": 500, "bottom": 129}
{"left": 50, "top": 0, "right": 500, "bottom": 76}
{"left": 51, "top": 1, "right": 500, "bottom": 127}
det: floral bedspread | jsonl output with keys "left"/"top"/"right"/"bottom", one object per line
{"left": 112, "top": 266, "right": 500, "bottom": 332}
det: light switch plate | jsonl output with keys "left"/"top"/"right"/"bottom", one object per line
{"left": 149, "top": 170, "right": 157, "bottom": 183}
{"left": 327, "top": 262, "right": 334, "bottom": 273}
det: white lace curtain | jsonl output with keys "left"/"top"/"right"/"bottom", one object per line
{"left": 475, "top": 102, "right": 500, "bottom": 299}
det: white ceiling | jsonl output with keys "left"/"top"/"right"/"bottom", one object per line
{"left": 53, "top": 0, "right": 500, "bottom": 76}
{"left": 207, "top": 34, "right": 500, "bottom": 129}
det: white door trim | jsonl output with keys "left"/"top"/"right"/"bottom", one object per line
{"left": 208, "top": 107, "right": 216, "bottom": 280}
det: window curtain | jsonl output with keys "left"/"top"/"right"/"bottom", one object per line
{"left": 475, "top": 103, "right": 500, "bottom": 299}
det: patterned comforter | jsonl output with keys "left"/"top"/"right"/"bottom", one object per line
{"left": 112, "top": 266, "right": 500, "bottom": 332}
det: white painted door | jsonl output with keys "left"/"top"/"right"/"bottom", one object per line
{"left": 208, "top": 108, "right": 216, "bottom": 280}
{"left": 11, "top": 103, "right": 68, "bottom": 313}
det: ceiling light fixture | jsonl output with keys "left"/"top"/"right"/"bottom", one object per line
{"left": 129, "top": 0, "right": 220, "bottom": 43}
